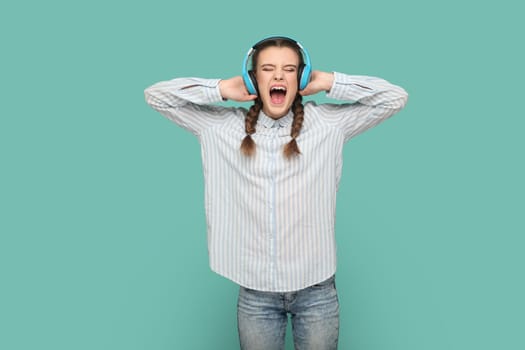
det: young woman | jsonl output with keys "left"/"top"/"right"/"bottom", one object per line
{"left": 145, "top": 36, "right": 408, "bottom": 350}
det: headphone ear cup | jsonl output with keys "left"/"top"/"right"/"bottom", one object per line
{"left": 248, "top": 70, "right": 259, "bottom": 95}
{"left": 297, "top": 64, "right": 305, "bottom": 90}
{"left": 242, "top": 69, "right": 257, "bottom": 95}
{"left": 298, "top": 63, "right": 311, "bottom": 90}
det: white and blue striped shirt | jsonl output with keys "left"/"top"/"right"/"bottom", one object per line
{"left": 145, "top": 72, "right": 408, "bottom": 292}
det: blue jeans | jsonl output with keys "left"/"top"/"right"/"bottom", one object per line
{"left": 237, "top": 275, "right": 339, "bottom": 350}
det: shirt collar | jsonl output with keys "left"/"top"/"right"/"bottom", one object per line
{"left": 258, "top": 110, "right": 294, "bottom": 129}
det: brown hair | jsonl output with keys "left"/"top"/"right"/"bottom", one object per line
{"left": 240, "top": 38, "right": 305, "bottom": 159}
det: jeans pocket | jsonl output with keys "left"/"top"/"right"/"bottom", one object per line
{"left": 310, "top": 275, "right": 336, "bottom": 289}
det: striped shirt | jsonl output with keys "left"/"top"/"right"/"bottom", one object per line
{"left": 144, "top": 72, "right": 408, "bottom": 292}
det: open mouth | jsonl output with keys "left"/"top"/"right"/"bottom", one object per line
{"left": 270, "top": 86, "right": 287, "bottom": 105}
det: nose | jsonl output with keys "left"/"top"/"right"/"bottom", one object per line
{"left": 274, "top": 69, "right": 283, "bottom": 80}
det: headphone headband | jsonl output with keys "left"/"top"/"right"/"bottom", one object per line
{"left": 242, "top": 36, "right": 312, "bottom": 95}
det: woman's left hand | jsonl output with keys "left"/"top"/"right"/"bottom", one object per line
{"left": 299, "top": 71, "right": 334, "bottom": 96}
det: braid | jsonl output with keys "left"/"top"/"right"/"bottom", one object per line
{"left": 240, "top": 98, "right": 262, "bottom": 156}
{"left": 283, "top": 95, "right": 304, "bottom": 159}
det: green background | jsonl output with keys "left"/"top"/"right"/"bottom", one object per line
{"left": 1, "top": 0, "right": 523, "bottom": 349}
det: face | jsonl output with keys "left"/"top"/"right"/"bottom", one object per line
{"left": 255, "top": 46, "right": 299, "bottom": 119}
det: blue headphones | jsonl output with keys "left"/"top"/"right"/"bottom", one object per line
{"left": 242, "top": 36, "right": 312, "bottom": 95}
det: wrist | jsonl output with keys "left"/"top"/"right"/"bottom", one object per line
{"left": 218, "top": 79, "right": 228, "bottom": 99}
{"left": 322, "top": 72, "right": 335, "bottom": 91}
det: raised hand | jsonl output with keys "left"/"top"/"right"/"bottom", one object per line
{"left": 219, "top": 76, "right": 258, "bottom": 102}
{"left": 299, "top": 71, "right": 334, "bottom": 97}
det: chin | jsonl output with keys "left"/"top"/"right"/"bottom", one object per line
{"left": 262, "top": 99, "right": 294, "bottom": 119}
{"left": 265, "top": 106, "right": 289, "bottom": 119}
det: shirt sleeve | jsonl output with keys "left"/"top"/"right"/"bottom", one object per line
{"left": 144, "top": 77, "right": 236, "bottom": 136}
{"left": 318, "top": 72, "right": 409, "bottom": 142}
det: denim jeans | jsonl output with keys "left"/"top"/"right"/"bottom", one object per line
{"left": 237, "top": 275, "right": 339, "bottom": 350}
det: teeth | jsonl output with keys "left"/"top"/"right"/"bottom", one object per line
{"left": 271, "top": 86, "right": 286, "bottom": 92}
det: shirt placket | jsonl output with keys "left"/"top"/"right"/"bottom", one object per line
{"left": 268, "top": 123, "right": 280, "bottom": 290}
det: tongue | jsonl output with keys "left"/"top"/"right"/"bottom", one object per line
{"left": 270, "top": 91, "right": 286, "bottom": 104}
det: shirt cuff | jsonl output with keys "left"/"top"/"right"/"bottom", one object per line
{"left": 326, "top": 71, "right": 349, "bottom": 100}
{"left": 204, "top": 79, "right": 224, "bottom": 103}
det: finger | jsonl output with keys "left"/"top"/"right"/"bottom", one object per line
{"left": 299, "top": 88, "right": 312, "bottom": 96}
{"left": 240, "top": 94, "right": 258, "bottom": 102}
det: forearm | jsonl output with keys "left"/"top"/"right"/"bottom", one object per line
{"left": 144, "top": 77, "right": 236, "bottom": 136}
{"left": 327, "top": 72, "right": 408, "bottom": 111}
{"left": 144, "top": 78, "right": 223, "bottom": 112}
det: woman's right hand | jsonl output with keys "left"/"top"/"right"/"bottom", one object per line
{"left": 219, "top": 76, "right": 258, "bottom": 102}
